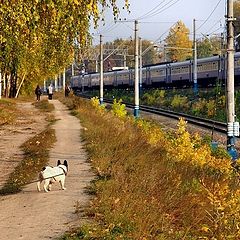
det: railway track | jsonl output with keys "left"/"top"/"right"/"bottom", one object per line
{"left": 77, "top": 93, "right": 228, "bottom": 135}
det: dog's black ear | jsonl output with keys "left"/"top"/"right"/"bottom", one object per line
{"left": 64, "top": 160, "right": 68, "bottom": 168}
{"left": 57, "top": 160, "right": 61, "bottom": 166}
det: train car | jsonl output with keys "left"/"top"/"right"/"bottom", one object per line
{"left": 70, "top": 75, "right": 82, "bottom": 90}
{"left": 234, "top": 52, "right": 240, "bottom": 82}
{"left": 169, "top": 60, "right": 192, "bottom": 87}
{"left": 104, "top": 71, "right": 115, "bottom": 88}
{"left": 146, "top": 64, "right": 168, "bottom": 87}
{"left": 196, "top": 55, "right": 220, "bottom": 87}
{"left": 90, "top": 73, "right": 100, "bottom": 89}
{"left": 70, "top": 52, "right": 240, "bottom": 91}
{"left": 116, "top": 69, "right": 130, "bottom": 87}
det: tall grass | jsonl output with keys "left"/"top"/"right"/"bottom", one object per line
{"left": 60, "top": 96, "right": 240, "bottom": 240}
{"left": 0, "top": 99, "right": 19, "bottom": 125}
{"left": 0, "top": 100, "right": 56, "bottom": 195}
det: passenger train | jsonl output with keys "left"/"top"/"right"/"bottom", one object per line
{"left": 71, "top": 52, "right": 240, "bottom": 91}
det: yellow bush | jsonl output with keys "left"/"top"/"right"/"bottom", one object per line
{"left": 200, "top": 181, "right": 240, "bottom": 239}
{"left": 206, "top": 99, "right": 216, "bottom": 117}
{"left": 111, "top": 99, "right": 127, "bottom": 119}
{"left": 90, "top": 96, "right": 105, "bottom": 112}
{"left": 135, "top": 119, "right": 166, "bottom": 147}
{"left": 167, "top": 118, "right": 231, "bottom": 173}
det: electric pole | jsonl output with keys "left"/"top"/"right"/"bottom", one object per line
{"left": 100, "top": 34, "right": 104, "bottom": 105}
{"left": 71, "top": 63, "right": 74, "bottom": 76}
{"left": 134, "top": 20, "right": 139, "bottom": 117}
{"left": 226, "top": 0, "right": 239, "bottom": 160}
{"left": 139, "top": 37, "right": 143, "bottom": 94}
{"left": 193, "top": 19, "right": 198, "bottom": 95}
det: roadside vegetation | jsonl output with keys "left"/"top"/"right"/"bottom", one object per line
{"left": 0, "top": 99, "right": 19, "bottom": 125}
{"left": 87, "top": 86, "right": 240, "bottom": 122}
{"left": 0, "top": 99, "right": 56, "bottom": 195}
{"left": 59, "top": 95, "right": 240, "bottom": 240}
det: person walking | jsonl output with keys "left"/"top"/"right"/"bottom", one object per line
{"left": 65, "top": 84, "right": 70, "bottom": 97}
{"left": 48, "top": 84, "right": 53, "bottom": 100}
{"left": 35, "top": 85, "right": 42, "bottom": 101}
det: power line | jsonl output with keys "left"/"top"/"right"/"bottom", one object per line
{"left": 204, "top": 19, "right": 222, "bottom": 33}
{"left": 137, "top": 0, "right": 168, "bottom": 20}
{"left": 141, "top": 21, "right": 178, "bottom": 56}
{"left": 140, "top": 21, "right": 177, "bottom": 24}
{"left": 138, "top": 0, "right": 182, "bottom": 20}
{"left": 196, "top": 0, "right": 223, "bottom": 31}
{"left": 207, "top": 26, "right": 225, "bottom": 36}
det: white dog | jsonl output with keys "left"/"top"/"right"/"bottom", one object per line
{"left": 37, "top": 160, "right": 68, "bottom": 192}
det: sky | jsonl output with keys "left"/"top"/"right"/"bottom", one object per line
{"left": 91, "top": 0, "right": 226, "bottom": 45}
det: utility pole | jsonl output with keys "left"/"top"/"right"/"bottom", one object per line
{"left": 95, "top": 60, "right": 98, "bottom": 72}
{"left": 139, "top": 37, "right": 143, "bottom": 94}
{"left": 134, "top": 20, "right": 139, "bottom": 117}
{"left": 193, "top": 18, "right": 198, "bottom": 95}
{"left": 100, "top": 34, "right": 104, "bottom": 105}
{"left": 226, "top": 0, "right": 239, "bottom": 160}
{"left": 123, "top": 54, "right": 127, "bottom": 68}
{"left": 71, "top": 63, "right": 74, "bottom": 76}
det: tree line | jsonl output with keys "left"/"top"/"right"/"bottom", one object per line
{"left": 0, "top": 0, "right": 129, "bottom": 97}
{"left": 2, "top": 0, "right": 240, "bottom": 96}
{"left": 84, "top": 0, "right": 240, "bottom": 72}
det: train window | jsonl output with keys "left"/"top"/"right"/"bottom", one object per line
{"left": 197, "top": 62, "right": 218, "bottom": 72}
{"left": 159, "top": 70, "right": 165, "bottom": 76}
{"left": 235, "top": 59, "right": 240, "bottom": 66}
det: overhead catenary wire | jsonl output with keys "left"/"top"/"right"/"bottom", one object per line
{"left": 138, "top": 0, "right": 182, "bottom": 20}
{"left": 141, "top": 21, "right": 178, "bottom": 57}
{"left": 196, "top": 0, "right": 223, "bottom": 31}
{"left": 204, "top": 19, "right": 223, "bottom": 34}
{"left": 207, "top": 26, "right": 225, "bottom": 36}
{"left": 136, "top": 0, "right": 168, "bottom": 20}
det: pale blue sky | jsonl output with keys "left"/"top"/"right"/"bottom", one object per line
{"left": 91, "top": 0, "right": 226, "bottom": 44}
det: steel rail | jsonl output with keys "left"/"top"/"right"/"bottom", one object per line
{"left": 77, "top": 93, "right": 228, "bottom": 135}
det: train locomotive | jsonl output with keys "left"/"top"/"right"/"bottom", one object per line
{"left": 71, "top": 52, "right": 240, "bottom": 91}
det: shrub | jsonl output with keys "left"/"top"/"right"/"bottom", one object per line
{"left": 90, "top": 96, "right": 105, "bottom": 112}
{"left": 111, "top": 99, "right": 127, "bottom": 118}
{"left": 171, "top": 95, "right": 189, "bottom": 111}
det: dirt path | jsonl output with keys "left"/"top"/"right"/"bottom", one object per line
{"left": 0, "top": 100, "right": 94, "bottom": 240}
{"left": 0, "top": 101, "right": 47, "bottom": 188}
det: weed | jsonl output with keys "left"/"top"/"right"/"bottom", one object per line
{"left": 33, "top": 99, "right": 55, "bottom": 112}
{"left": 0, "top": 127, "right": 56, "bottom": 195}
{"left": 0, "top": 100, "right": 56, "bottom": 195}
{"left": 0, "top": 99, "right": 18, "bottom": 125}
{"left": 111, "top": 98, "right": 127, "bottom": 118}
{"left": 58, "top": 96, "right": 238, "bottom": 240}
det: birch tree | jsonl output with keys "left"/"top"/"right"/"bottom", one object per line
{"left": 0, "top": 0, "right": 129, "bottom": 97}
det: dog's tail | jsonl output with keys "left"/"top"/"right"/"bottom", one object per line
{"left": 37, "top": 172, "right": 44, "bottom": 192}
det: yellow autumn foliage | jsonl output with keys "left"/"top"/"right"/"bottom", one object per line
{"left": 166, "top": 118, "right": 232, "bottom": 174}
{"left": 136, "top": 119, "right": 167, "bottom": 147}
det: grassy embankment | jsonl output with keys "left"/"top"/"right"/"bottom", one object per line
{"left": 0, "top": 98, "right": 56, "bottom": 195}
{"left": 91, "top": 87, "right": 240, "bottom": 122}
{"left": 59, "top": 95, "right": 240, "bottom": 240}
